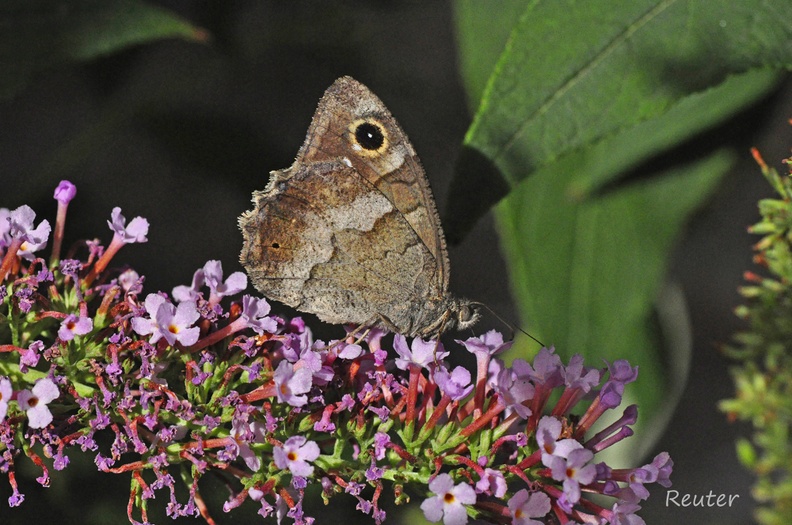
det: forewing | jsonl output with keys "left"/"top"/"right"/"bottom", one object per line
{"left": 295, "top": 76, "right": 451, "bottom": 291}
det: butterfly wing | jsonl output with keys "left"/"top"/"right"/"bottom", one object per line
{"left": 295, "top": 76, "right": 451, "bottom": 293}
{"left": 239, "top": 160, "right": 444, "bottom": 336}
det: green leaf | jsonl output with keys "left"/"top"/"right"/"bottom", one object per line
{"left": 448, "top": 0, "right": 792, "bottom": 240}
{"left": 0, "top": 0, "right": 207, "bottom": 99}
{"left": 453, "top": 0, "right": 526, "bottom": 110}
{"left": 736, "top": 437, "right": 758, "bottom": 468}
{"left": 562, "top": 69, "right": 781, "bottom": 196}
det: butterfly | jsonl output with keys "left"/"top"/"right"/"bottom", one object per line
{"left": 239, "top": 76, "right": 479, "bottom": 338}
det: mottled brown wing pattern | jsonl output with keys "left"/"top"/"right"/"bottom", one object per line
{"left": 239, "top": 160, "right": 442, "bottom": 335}
{"left": 296, "top": 76, "right": 451, "bottom": 292}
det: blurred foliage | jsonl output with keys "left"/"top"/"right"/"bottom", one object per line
{"left": 0, "top": 0, "right": 206, "bottom": 99}
{"left": 453, "top": 0, "right": 792, "bottom": 454}
{"left": 720, "top": 147, "right": 792, "bottom": 525}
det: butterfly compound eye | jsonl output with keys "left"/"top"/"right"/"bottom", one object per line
{"left": 455, "top": 302, "right": 481, "bottom": 330}
{"left": 459, "top": 305, "right": 472, "bottom": 322}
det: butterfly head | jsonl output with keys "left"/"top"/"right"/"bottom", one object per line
{"left": 449, "top": 298, "right": 481, "bottom": 332}
{"left": 413, "top": 297, "right": 481, "bottom": 339}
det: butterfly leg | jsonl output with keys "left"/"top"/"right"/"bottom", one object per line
{"left": 373, "top": 313, "right": 402, "bottom": 335}
{"left": 344, "top": 325, "right": 372, "bottom": 346}
{"left": 328, "top": 318, "right": 380, "bottom": 351}
{"left": 347, "top": 313, "right": 400, "bottom": 344}
{"left": 336, "top": 314, "right": 402, "bottom": 351}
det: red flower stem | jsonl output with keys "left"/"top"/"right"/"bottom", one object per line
{"left": 506, "top": 464, "right": 533, "bottom": 484}
{"left": 127, "top": 482, "right": 141, "bottom": 524}
{"left": 461, "top": 396, "right": 505, "bottom": 437}
{"left": 84, "top": 235, "right": 124, "bottom": 287}
{"left": 386, "top": 442, "right": 417, "bottom": 463}
{"left": 279, "top": 487, "right": 295, "bottom": 508}
{"left": 194, "top": 487, "right": 218, "bottom": 525}
{"left": 96, "top": 285, "right": 121, "bottom": 319}
{"left": 574, "top": 394, "right": 605, "bottom": 439}
{"left": 239, "top": 382, "right": 276, "bottom": 403}
{"left": 473, "top": 500, "right": 510, "bottom": 522}
{"left": 454, "top": 455, "right": 484, "bottom": 477}
{"left": 473, "top": 353, "right": 491, "bottom": 417}
{"left": 49, "top": 201, "right": 68, "bottom": 267}
{"left": 423, "top": 395, "right": 451, "bottom": 431}
{"left": 188, "top": 317, "right": 247, "bottom": 353}
{"left": 0, "top": 238, "right": 22, "bottom": 282}
{"left": 516, "top": 449, "right": 542, "bottom": 470}
{"left": 405, "top": 364, "right": 421, "bottom": 426}
{"left": 106, "top": 460, "right": 147, "bottom": 473}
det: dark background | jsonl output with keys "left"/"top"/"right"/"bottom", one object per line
{"left": 1, "top": 2, "right": 790, "bottom": 524}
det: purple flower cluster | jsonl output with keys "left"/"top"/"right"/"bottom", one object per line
{"left": 0, "top": 181, "right": 672, "bottom": 525}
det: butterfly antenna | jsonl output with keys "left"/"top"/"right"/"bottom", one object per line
{"left": 472, "top": 302, "right": 545, "bottom": 348}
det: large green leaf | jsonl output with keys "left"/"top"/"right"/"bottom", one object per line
{"left": 0, "top": 0, "right": 206, "bottom": 99}
{"left": 495, "top": 65, "right": 778, "bottom": 360}
{"left": 449, "top": 0, "right": 792, "bottom": 240}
